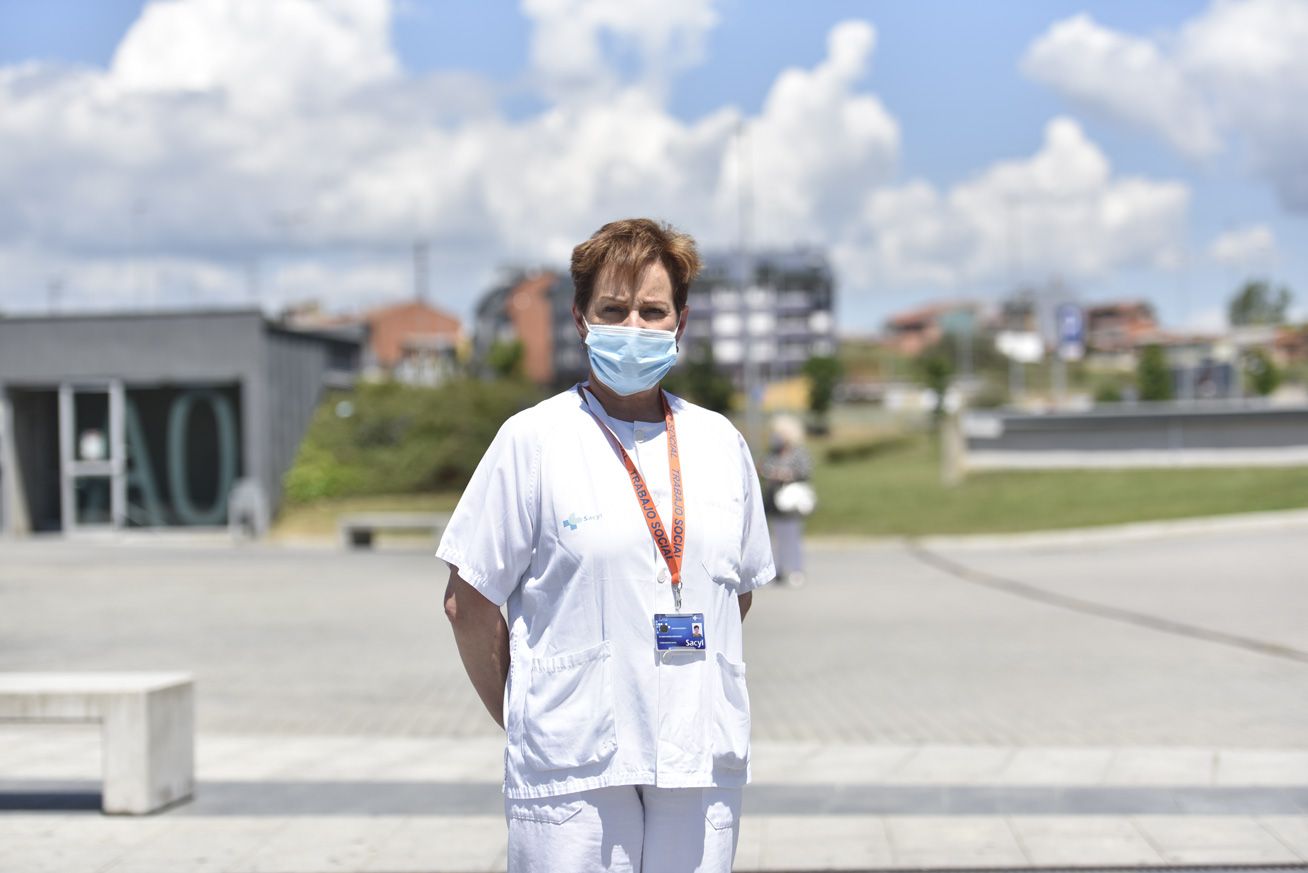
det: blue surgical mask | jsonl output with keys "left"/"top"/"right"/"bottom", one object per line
{"left": 583, "top": 319, "right": 680, "bottom": 396}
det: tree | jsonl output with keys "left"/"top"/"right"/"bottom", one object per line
{"left": 917, "top": 347, "right": 954, "bottom": 420}
{"left": 664, "top": 344, "right": 734, "bottom": 413}
{"left": 1229, "top": 280, "right": 1293, "bottom": 326}
{"left": 802, "top": 355, "right": 843, "bottom": 417}
{"left": 1243, "top": 348, "right": 1281, "bottom": 397}
{"left": 487, "top": 340, "right": 524, "bottom": 380}
{"left": 1137, "top": 344, "right": 1173, "bottom": 401}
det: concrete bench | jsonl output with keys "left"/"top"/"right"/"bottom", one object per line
{"left": 339, "top": 512, "right": 450, "bottom": 550}
{"left": 0, "top": 672, "right": 194, "bottom": 814}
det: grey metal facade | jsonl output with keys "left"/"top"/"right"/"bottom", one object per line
{"left": 0, "top": 308, "right": 360, "bottom": 536}
{"left": 959, "top": 402, "right": 1308, "bottom": 471}
{"left": 471, "top": 277, "right": 518, "bottom": 379}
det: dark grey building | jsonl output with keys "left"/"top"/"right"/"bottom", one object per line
{"left": 682, "top": 249, "right": 836, "bottom": 383}
{"left": 0, "top": 308, "right": 361, "bottom": 537}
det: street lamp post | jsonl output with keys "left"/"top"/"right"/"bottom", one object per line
{"left": 736, "top": 120, "right": 762, "bottom": 450}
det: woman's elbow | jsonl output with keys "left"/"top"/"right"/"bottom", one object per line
{"left": 445, "top": 573, "right": 496, "bottom": 628}
{"left": 443, "top": 580, "right": 461, "bottom": 624}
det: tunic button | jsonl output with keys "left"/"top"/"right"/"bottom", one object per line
{"left": 657, "top": 568, "right": 669, "bottom": 584}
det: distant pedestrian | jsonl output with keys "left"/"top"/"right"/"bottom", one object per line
{"left": 760, "top": 414, "right": 814, "bottom": 587}
{"left": 439, "top": 218, "right": 774, "bottom": 872}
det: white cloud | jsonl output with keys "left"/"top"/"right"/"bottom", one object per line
{"left": 521, "top": 0, "right": 720, "bottom": 103}
{"left": 1183, "top": 305, "right": 1227, "bottom": 333}
{"left": 0, "top": 1, "right": 901, "bottom": 315}
{"left": 110, "top": 0, "right": 397, "bottom": 112}
{"left": 0, "top": 0, "right": 1192, "bottom": 322}
{"left": 1021, "top": 14, "right": 1219, "bottom": 158}
{"left": 1208, "top": 223, "right": 1276, "bottom": 266}
{"left": 835, "top": 117, "right": 1190, "bottom": 288}
{"left": 1023, "top": 0, "right": 1308, "bottom": 210}
{"left": 742, "top": 21, "right": 900, "bottom": 244}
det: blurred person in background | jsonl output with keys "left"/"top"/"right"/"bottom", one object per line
{"left": 440, "top": 218, "right": 774, "bottom": 873}
{"left": 761, "top": 414, "right": 815, "bottom": 587}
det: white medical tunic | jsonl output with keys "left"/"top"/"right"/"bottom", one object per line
{"left": 437, "top": 385, "right": 774, "bottom": 800}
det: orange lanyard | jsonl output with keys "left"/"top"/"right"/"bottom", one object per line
{"left": 577, "top": 386, "right": 686, "bottom": 609}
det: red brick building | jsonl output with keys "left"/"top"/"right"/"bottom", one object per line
{"left": 883, "top": 302, "right": 980, "bottom": 357}
{"left": 362, "top": 300, "right": 461, "bottom": 369}
{"left": 1084, "top": 301, "right": 1158, "bottom": 353}
{"left": 280, "top": 299, "right": 463, "bottom": 384}
{"left": 503, "top": 273, "right": 560, "bottom": 385}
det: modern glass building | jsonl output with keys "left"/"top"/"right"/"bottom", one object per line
{"left": 682, "top": 249, "right": 837, "bottom": 383}
{"left": 0, "top": 308, "right": 361, "bottom": 538}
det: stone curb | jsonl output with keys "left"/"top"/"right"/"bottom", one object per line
{"left": 806, "top": 507, "right": 1308, "bottom": 553}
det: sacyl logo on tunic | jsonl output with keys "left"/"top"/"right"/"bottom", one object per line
{"left": 562, "top": 512, "right": 602, "bottom": 531}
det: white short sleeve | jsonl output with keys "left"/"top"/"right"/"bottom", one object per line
{"left": 735, "top": 431, "right": 775, "bottom": 593}
{"left": 436, "top": 412, "right": 540, "bottom": 606}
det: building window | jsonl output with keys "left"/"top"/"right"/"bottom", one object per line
{"left": 711, "top": 288, "right": 740, "bottom": 308}
{"left": 713, "top": 312, "right": 742, "bottom": 336}
{"left": 715, "top": 338, "right": 744, "bottom": 364}
{"left": 747, "top": 312, "right": 776, "bottom": 336}
{"left": 749, "top": 340, "right": 779, "bottom": 362}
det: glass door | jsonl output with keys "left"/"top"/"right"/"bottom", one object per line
{"left": 59, "top": 381, "right": 126, "bottom": 533}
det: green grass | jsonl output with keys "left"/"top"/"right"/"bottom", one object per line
{"left": 808, "top": 431, "right": 1308, "bottom": 536}
{"left": 274, "top": 430, "right": 1308, "bottom": 540}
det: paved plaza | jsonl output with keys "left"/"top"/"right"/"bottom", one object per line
{"left": 1, "top": 512, "right": 1306, "bottom": 870}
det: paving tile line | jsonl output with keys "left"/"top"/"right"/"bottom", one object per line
{"left": 6, "top": 729, "right": 1308, "bottom": 789}
{"left": 727, "top": 863, "right": 1308, "bottom": 869}
{"left": 4, "top": 813, "right": 1306, "bottom": 871}
{"left": 906, "top": 542, "right": 1308, "bottom": 666}
{"left": 4, "top": 780, "right": 1307, "bottom": 818}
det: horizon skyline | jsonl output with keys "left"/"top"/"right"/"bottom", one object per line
{"left": 0, "top": 0, "right": 1304, "bottom": 334}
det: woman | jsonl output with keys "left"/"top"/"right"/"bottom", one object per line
{"left": 759, "top": 415, "right": 814, "bottom": 587}
{"left": 439, "top": 218, "right": 774, "bottom": 873}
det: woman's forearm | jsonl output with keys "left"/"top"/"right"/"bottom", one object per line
{"left": 444, "top": 572, "right": 511, "bottom": 729}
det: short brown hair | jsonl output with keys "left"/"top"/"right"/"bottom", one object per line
{"left": 571, "top": 218, "right": 701, "bottom": 316}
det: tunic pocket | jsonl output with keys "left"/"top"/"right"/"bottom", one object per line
{"left": 522, "top": 640, "right": 619, "bottom": 772}
{"left": 701, "top": 556, "right": 741, "bottom": 592}
{"left": 698, "top": 492, "right": 744, "bottom": 588}
{"left": 711, "top": 652, "right": 751, "bottom": 770}
{"left": 506, "top": 796, "right": 586, "bottom": 825}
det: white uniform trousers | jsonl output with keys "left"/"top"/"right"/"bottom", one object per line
{"left": 505, "top": 785, "right": 742, "bottom": 873}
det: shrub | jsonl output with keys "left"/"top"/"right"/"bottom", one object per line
{"left": 283, "top": 378, "right": 544, "bottom": 504}
{"left": 1137, "top": 344, "right": 1172, "bottom": 401}
{"left": 1094, "top": 382, "right": 1125, "bottom": 404}
{"left": 802, "top": 355, "right": 843, "bottom": 416}
{"left": 1244, "top": 348, "right": 1281, "bottom": 396}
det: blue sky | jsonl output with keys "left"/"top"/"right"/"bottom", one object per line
{"left": 0, "top": 0, "right": 1303, "bottom": 333}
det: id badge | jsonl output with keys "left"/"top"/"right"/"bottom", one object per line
{"left": 654, "top": 612, "right": 706, "bottom": 651}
